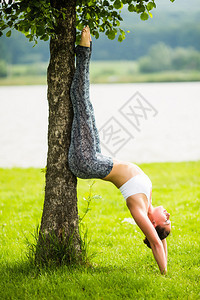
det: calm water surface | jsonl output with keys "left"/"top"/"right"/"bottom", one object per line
{"left": 0, "top": 82, "right": 199, "bottom": 167}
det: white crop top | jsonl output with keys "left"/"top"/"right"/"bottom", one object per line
{"left": 119, "top": 173, "right": 152, "bottom": 205}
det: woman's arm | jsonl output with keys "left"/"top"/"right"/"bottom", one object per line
{"left": 127, "top": 197, "right": 167, "bottom": 274}
{"left": 150, "top": 239, "right": 167, "bottom": 274}
{"left": 162, "top": 239, "right": 168, "bottom": 261}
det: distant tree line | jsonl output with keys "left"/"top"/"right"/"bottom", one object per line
{"left": 138, "top": 43, "right": 200, "bottom": 73}
{"left": 1, "top": 42, "right": 199, "bottom": 78}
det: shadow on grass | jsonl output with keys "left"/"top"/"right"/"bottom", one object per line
{"left": 1, "top": 255, "right": 197, "bottom": 299}
{"left": 0, "top": 254, "right": 146, "bottom": 284}
{"left": 0, "top": 259, "right": 147, "bottom": 299}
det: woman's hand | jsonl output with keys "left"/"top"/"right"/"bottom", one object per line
{"left": 161, "top": 267, "right": 167, "bottom": 275}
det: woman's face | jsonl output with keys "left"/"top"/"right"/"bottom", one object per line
{"left": 153, "top": 206, "right": 171, "bottom": 231}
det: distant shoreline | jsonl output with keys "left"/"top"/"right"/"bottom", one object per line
{"left": 0, "top": 61, "right": 200, "bottom": 86}
{"left": 0, "top": 73, "right": 200, "bottom": 86}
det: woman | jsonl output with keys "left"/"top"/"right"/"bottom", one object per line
{"left": 68, "top": 26, "right": 171, "bottom": 275}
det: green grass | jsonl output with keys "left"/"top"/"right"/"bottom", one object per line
{"left": 0, "top": 61, "right": 200, "bottom": 85}
{"left": 0, "top": 161, "right": 200, "bottom": 299}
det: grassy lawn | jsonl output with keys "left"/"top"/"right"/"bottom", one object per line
{"left": 0, "top": 61, "right": 200, "bottom": 85}
{"left": 0, "top": 161, "right": 200, "bottom": 299}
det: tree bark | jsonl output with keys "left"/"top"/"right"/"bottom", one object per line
{"left": 36, "top": 0, "right": 81, "bottom": 264}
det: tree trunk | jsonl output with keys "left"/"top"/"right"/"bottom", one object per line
{"left": 36, "top": 1, "right": 81, "bottom": 265}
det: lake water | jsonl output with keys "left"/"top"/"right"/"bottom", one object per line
{"left": 0, "top": 82, "right": 200, "bottom": 167}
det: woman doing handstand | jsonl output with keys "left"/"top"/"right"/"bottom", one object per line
{"left": 68, "top": 26, "right": 171, "bottom": 275}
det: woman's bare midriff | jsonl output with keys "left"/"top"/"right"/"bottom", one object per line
{"left": 102, "top": 158, "right": 143, "bottom": 188}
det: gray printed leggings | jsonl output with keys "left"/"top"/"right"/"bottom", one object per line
{"left": 68, "top": 44, "right": 113, "bottom": 179}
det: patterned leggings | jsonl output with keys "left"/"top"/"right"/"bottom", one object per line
{"left": 68, "top": 44, "right": 113, "bottom": 179}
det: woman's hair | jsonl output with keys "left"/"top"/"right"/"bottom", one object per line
{"left": 143, "top": 225, "right": 170, "bottom": 248}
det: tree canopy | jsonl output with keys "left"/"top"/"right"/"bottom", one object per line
{"left": 0, "top": 0, "right": 174, "bottom": 44}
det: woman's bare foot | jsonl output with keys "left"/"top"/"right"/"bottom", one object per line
{"left": 79, "top": 26, "right": 91, "bottom": 48}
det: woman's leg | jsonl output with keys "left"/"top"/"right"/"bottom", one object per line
{"left": 68, "top": 28, "right": 113, "bottom": 179}
{"left": 86, "top": 41, "right": 101, "bottom": 153}
{"left": 73, "top": 29, "right": 100, "bottom": 155}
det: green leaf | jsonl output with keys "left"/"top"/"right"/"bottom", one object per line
{"left": 148, "top": 12, "right": 153, "bottom": 18}
{"left": 26, "top": 34, "right": 33, "bottom": 42}
{"left": 118, "top": 28, "right": 126, "bottom": 42}
{"left": 36, "top": 26, "right": 45, "bottom": 36}
{"left": 86, "top": 13, "right": 91, "bottom": 20}
{"left": 42, "top": 34, "right": 49, "bottom": 41}
{"left": 95, "top": 31, "right": 99, "bottom": 39}
{"left": 77, "top": 23, "right": 83, "bottom": 31}
{"left": 31, "top": 25, "right": 36, "bottom": 35}
{"left": 99, "top": 26, "right": 105, "bottom": 32}
{"left": 136, "top": 3, "right": 145, "bottom": 13}
{"left": 7, "top": 21, "right": 13, "bottom": 27}
{"left": 128, "top": 4, "right": 135, "bottom": 12}
{"left": 107, "top": 30, "right": 116, "bottom": 40}
{"left": 25, "top": 34, "right": 32, "bottom": 39}
{"left": 103, "top": 0, "right": 110, "bottom": 5}
{"left": 5, "top": 7, "right": 12, "bottom": 14}
{"left": 147, "top": 2, "right": 154, "bottom": 11}
{"left": 6, "top": 30, "right": 11, "bottom": 37}
{"left": 33, "top": 40, "right": 38, "bottom": 47}
{"left": 140, "top": 12, "right": 149, "bottom": 21}
{"left": 118, "top": 35, "right": 123, "bottom": 42}
{"left": 76, "top": 33, "right": 81, "bottom": 45}
{"left": 114, "top": 0, "right": 123, "bottom": 10}
{"left": 1, "top": 24, "right": 8, "bottom": 31}
{"left": 116, "top": 20, "right": 120, "bottom": 26}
